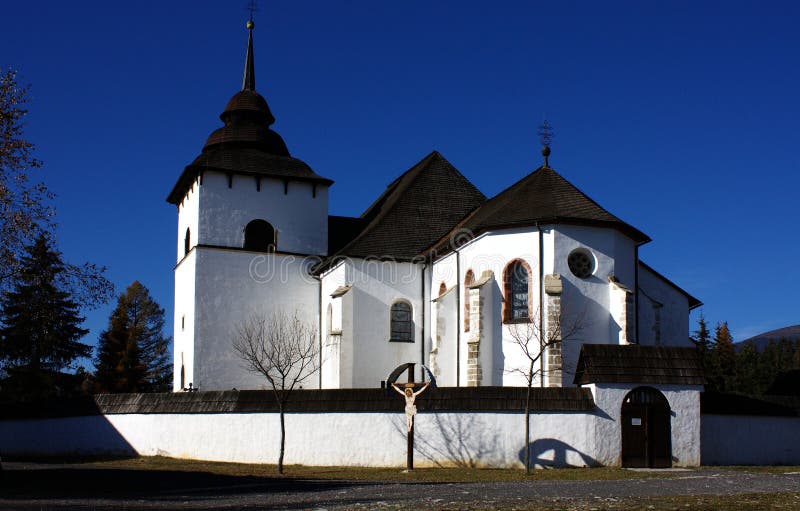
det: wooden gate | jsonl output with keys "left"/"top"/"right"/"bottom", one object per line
{"left": 621, "top": 387, "right": 672, "bottom": 468}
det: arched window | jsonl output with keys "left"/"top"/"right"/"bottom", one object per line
{"left": 390, "top": 301, "right": 413, "bottom": 342}
{"left": 503, "top": 259, "right": 531, "bottom": 323}
{"left": 184, "top": 227, "right": 191, "bottom": 256}
{"left": 438, "top": 282, "right": 447, "bottom": 297}
{"left": 464, "top": 269, "right": 474, "bottom": 331}
{"left": 244, "top": 219, "right": 276, "bottom": 252}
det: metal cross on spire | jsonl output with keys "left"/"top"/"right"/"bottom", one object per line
{"left": 538, "top": 119, "right": 554, "bottom": 167}
{"left": 246, "top": 0, "right": 258, "bottom": 23}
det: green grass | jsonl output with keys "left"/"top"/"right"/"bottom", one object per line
{"left": 68, "top": 455, "right": 677, "bottom": 482}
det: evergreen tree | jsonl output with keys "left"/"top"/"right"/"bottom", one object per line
{"left": 691, "top": 313, "right": 713, "bottom": 377}
{"left": 94, "top": 281, "right": 171, "bottom": 393}
{"left": 709, "top": 322, "right": 736, "bottom": 392}
{"left": 733, "top": 340, "right": 760, "bottom": 394}
{"left": 0, "top": 234, "right": 90, "bottom": 398}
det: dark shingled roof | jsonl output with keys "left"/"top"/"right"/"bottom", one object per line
{"left": 573, "top": 344, "right": 705, "bottom": 385}
{"left": 323, "top": 151, "right": 486, "bottom": 261}
{"left": 432, "top": 166, "right": 650, "bottom": 254}
{"left": 0, "top": 387, "right": 594, "bottom": 418}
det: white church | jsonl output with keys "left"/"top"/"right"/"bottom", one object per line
{"left": 168, "top": 21, "right": 700, "bottom": 393}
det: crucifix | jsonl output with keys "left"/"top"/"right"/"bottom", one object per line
{"left": 390, "top": 365, "right": 430, "bottom": 471}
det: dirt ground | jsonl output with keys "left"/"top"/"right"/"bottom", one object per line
{"left": 1, "top": 458, "right": 799, "bottom": 510}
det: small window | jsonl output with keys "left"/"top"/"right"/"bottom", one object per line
{"left": 184, "top": 227, "right": 191, "bottom": 256}
{"left": 326, "top": 303, "right": 333, "bottom": 335}
{"left": 568, "top": 248, "right": 594, "bottom": 279}
{"left": 390, "top": 301, "right": 413, "bottom": 342}
{"left": 438, "top": 282, "right": 447, "bottom": 297}
{"left": 181, "top": 315, "right": 185, "bottom": 331}
{"left": 503, "top": 260, "right": 531, "bottom": 323}
{"left": 464, "top": 269, "right": 474, "bottom": 331}
{"left": 244, "top": 219, "right": 276, "bottom": 252}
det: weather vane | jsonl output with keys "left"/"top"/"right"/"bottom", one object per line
{"left": 538, "top": 119, "right": 554, "bottom": 166}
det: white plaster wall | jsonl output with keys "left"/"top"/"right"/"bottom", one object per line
{"left": 320, "top": 263, "right": 346, "bottom": 389}
{"left": 431, "top": 229, "right": 545, "bottom": 387}
{"left": 176, "top": 179, "right": 200, "bottom": 263}
{"left": 192, "top": 248, "right": 321, "bottom": 391}
{"left": 587, "top": 383, "right": 702, "bottom": 466}
{"left": 198, "top": 171, "right": 328, "bottom": 255}
{"left": 637, "top": 264, "right": 691, "bottom": 347}
{"left": 701, "top": 415, "right": 800, "bottom": 465}
{"left": 348, "top": 259, "right": 424, "bottom": 387}
{"left": 553, "top": 226, "right": 636, "bottom": 381}
{"left": 0, "top": 410, "right": 597, "bottom": 468}
{"left": 431, "top": 289, "right": 458, "bottom": 385}
{"left": 173, "top": 251, "right": 197, "bottom": 391}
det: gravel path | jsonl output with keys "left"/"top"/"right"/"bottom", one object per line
{"left": 1, "top": 464, "right": 798, "bottom": 510}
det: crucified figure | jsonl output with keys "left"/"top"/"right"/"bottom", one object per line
{"left": 392, "top": 382, "right": 430, "bottom": 432}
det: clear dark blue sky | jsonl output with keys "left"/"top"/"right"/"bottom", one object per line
{"left": 2, "top": 1, "right": 798, "bottom": 361}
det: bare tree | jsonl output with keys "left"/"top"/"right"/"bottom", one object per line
{"left": 507, "top": 306, "right": 583, "bottom": 473}
{"left": 232, "top": 311, "right": 320, "bottom": 474}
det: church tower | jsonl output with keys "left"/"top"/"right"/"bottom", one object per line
{"left": 167, "top": 19, "right": 332, "bottom": 391}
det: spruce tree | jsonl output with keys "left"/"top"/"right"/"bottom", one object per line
{"left": 0, "top": 234, "right": 90, "bottom": 398}
{"left": 94, "top": 281, "right": 171, "bottom": 393}
{"left": 709, "top": 322, "right": 736, "bottom": 393}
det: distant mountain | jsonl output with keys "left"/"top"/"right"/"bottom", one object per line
{"left": 738, "top": 325, "right": 800, "bottom": 351}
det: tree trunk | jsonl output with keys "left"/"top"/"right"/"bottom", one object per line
{"left": 278, "top": 408, "right": 286, "bottom": 474}
{"left": 525, "top": 382, "right": 532, "bottom": 474}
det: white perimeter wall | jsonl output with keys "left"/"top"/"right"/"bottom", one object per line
{"left": 0, "top": 411, "right": 597, "bottom": 469}
{"left": 588, "top": 383, "right": 702, "bottom": 466}
{"left": 701, "top": 414, "right": 800, "bottom": 465}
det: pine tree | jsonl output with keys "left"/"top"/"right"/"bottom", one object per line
{"left": 94, "top": 281, "right": 171, "bottom": 393}
{"left": 0, "top": 234, "right": 90, "bottom": 399}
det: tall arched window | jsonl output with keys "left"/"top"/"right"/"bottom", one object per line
{"left": 464, "top": 269, "right": 474, "bottom": 331}
{"left": 184, "top": 227, "right": 191, "bottom": 256}
{"left": 503, "top": 260, "right": 531, "bottom": 323}
{"left": 390, "top": 301, "right": 413, "bottom": 342}
{"left": 244, "top": 219, "right": 276, "bottom": 252}
{"left": 438, "top": 282, "right": 447, "bottom": 297}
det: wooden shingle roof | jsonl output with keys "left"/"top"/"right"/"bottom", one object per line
{"left": 430, "top": 165, "right": 650, "bottom": 257}
{"left": 0, "top": 387, "right": 594, "bottom": 419}
{"left": 573, "top": 344, "right": 706, "bottom": 386}
{"left": 322, "top": 151, "right": 486, "bottom": 262}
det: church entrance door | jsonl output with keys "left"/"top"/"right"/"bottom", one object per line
{"left": 620, "top": 386, "right": 671, "bottom": 468}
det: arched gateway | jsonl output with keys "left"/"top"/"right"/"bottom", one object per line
{"left": 620, "top": 386, "right": 672, "bottom": 468}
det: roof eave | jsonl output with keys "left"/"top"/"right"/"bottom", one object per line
{"left": 167, "top": 164, "right": 334, "bottom": 205}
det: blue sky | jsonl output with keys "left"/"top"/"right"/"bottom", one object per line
{"left": 2, "top": 0, "right": 798, "bottom": 363}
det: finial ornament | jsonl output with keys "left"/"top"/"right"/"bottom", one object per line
{"left": 538, "top": 119, "right": 554, "bottom": 167}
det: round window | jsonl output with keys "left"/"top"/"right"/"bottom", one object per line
{"left": 568, "top": 249, "right": 594, "bottom": 279}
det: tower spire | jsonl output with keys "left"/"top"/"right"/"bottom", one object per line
{"left": 242, "top": 13, "right": 256, "bottom": 91}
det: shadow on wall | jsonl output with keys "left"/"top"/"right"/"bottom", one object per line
{"left": 518, "top": 438, "right": 599, "bottom": 468}
{"left": 399, "top": 413, "right": 502, "bottom": 468}
{"left": 0, "top": 397, "right": 138, "bottom": 459}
